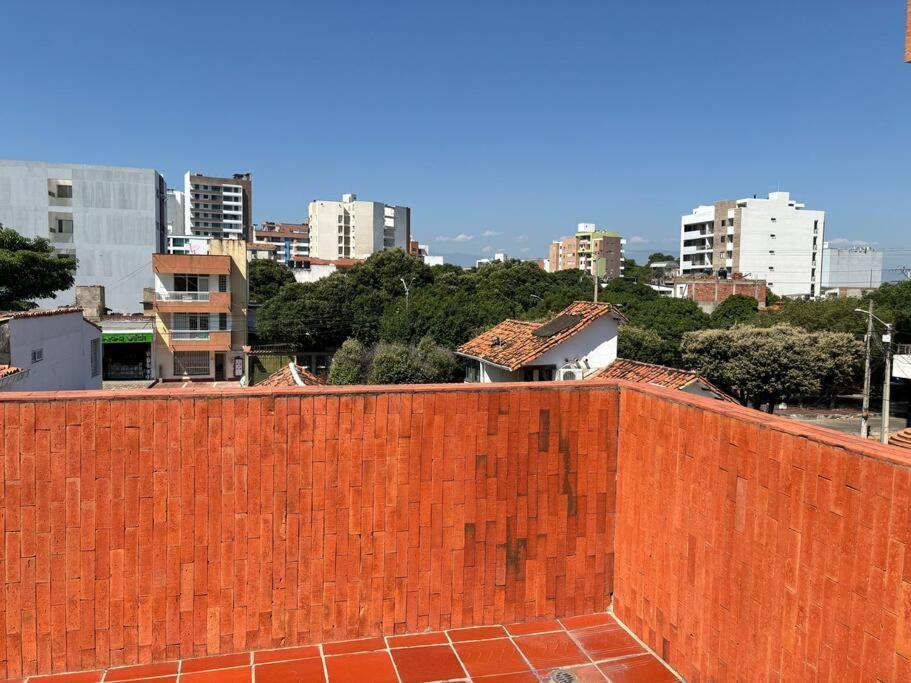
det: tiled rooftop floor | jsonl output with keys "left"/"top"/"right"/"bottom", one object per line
{"left": 0, "top": 613, "right": 679, "bottom": 683}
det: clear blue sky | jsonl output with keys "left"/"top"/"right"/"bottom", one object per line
{"left": 2, "top": 0, "right": 909, "bottom": 268}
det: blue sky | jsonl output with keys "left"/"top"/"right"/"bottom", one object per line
{"left": 2, "top": 0, "right": 909, "bottom": 268}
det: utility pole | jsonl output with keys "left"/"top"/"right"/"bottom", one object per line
{"left": 592, "top": 256, "right": 600, "bottom": 303}
{"left": 882, "top": 323, "right": 894, "bottom": 444}
{"left": 860, "top": 300, "right": 874, "bottom": 438}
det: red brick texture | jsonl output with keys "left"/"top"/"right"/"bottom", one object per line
{"left": 0, "top": 384, "right": 618, "bottom": 678}
{"left": 613, "top": 383, "right": 911, "bottom": 681}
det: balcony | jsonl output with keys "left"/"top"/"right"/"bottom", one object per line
{"left": 153, "top": 290, "right": 230, "bottom": 313}
{"left": 165, "top": 328, "right": 231, "bottom": 350}
{"left": 0, "top": 381, "right": 905, "bottom": 681}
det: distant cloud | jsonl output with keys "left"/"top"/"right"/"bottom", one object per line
{"left": 437, "top": 233, "right": 474, "bottom": 243}
{"left": 481, "top": 230, "right": 502, "bottom": 237}
{"left": 520, "top": 247, "right": 530, "bottom": 253}
{"left": 515, "top": 234, "right": 529, "bottom": 243}
{"left": 829, "top": 237, "right": 876, "bottom": 247}
{"left": 627, "top": 236, "right": 649, "bottom": 244}
{"left": 481, "top": 245, "right": 494, "bottom": 253}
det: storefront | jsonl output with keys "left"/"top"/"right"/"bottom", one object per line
{"left": 101, "top": 329, "right": 153, "bottom": 380}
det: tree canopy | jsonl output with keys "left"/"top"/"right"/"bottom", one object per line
{"left": 0, "top": 227, "right": 77, "bottom": 310}
{"left": 328, "top": 336, "right": 461, "bottom": 385}
{"left": 248, "top": 259, "right": 295, "bottom": 304}
{"left": 681, "top": 325, "right": 863, "bottom": 412}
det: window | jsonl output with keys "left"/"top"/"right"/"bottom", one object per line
{"left": 769, "top": 250, "right": 775, "bottom": 255}
{"left": 172, "top": 313, "right": 209, "bottom": 330}
{"left": 218, "top": 275, "right": 228, "bottom": 292}
{"left": 31, "top": 348, "right": 44, "bottom": 364}
{"left": 173, "top": 351, "right": 210, "bottom": 376}
{"left": 770, "top": 234, "right": 776, "bottom": 239}
{"left": 90, "top": 338, "right": 100, "bottom": 377}
{"left": 57, "top": 184, "right": 73, "bottom": 199}
{"left": 218, "top": 313, "right": 228, "bottom": 330}
{"left": 173, "top": 274, "right": 208, "bottom": 292}
{"left": 53, "top": 218, "right": 73, "bottom": 233}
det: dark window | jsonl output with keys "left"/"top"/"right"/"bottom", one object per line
{"left": 218, "top": 275, "right": 227, "bottom": 292}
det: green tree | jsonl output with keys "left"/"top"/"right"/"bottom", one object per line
{"left": 617, "top": 326, "right": 676, "bottom": 365}
{"left": 681, "top": 325, "right": 862, "bottom": 413}
{"left": 327, "top": 338, "right": 368, "bottom": 385}
{"left": 646, "top": 252, "right": 676, "bottom": 264}
{"left": 248, "top": 259, "right": 295, "bottom": 303}
{"left": 416, "top": 336, "right": 461, "bottom": 383}
{"left": 624, "top": 298, "right": 710, "bottom": 365}
{"left": 0, "top": 227, "right": 78, "bottom": 310}
{"left": 368, "top": 343, "right": 423, "bottom": 384}
{"left": 710, "top": 295, "right": 758, "bottom": 328}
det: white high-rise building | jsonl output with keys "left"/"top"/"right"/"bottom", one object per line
{"left": 679, "top": 191, "right": 825, "bottom": 297}
{"left": 308, "top": 193, "right": 410, "bottom": 260}
{"left": 0, "top": 160, "right": 167, "bottom": 313}
{"left": 821, "top": 245, "right": 883, "bottom": 292}
{"left": 182, "top": 171, "right": 253, "bottom": 241}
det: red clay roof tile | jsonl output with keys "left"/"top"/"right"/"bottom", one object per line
{"left": 258, "top": 363, "right": 326, "bottom": 388}
{"left": 456, "top": 301, "right": 624, "bottom": 372}
{"left": 589, "top": 358, "right": 735, "bottom": 402}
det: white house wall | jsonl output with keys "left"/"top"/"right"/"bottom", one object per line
{"left": 7, "top": 314, "right": 102, "bottom": 391}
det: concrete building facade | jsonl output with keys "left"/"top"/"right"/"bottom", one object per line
{"left": 0, "top": 160, "right": 167, "bottom": 313}
{"left": 673, "top": 275, "right": 768, "bottom": 313}
{"left": 820, "top": 245, "right": 883, "bottom": 292}
{"left": 253, "top": 222, "right": 310, "bottom": 265}
{"left": 679, "top": 191, "right": 825, "bottom": 297}
{"left": 182, "top": 171, "right": 253, "bottom": 241}
{"left": 548, "top": 224, "right": 625, "bottom": 279}
{"left": 0, "top": 308, "right": 102, "bottom": 392}
{"left": 151, "top": 240, "right": 248, "bottom": 381}
{"left": 308, "top": 193, "right": 410, "bottom": 261}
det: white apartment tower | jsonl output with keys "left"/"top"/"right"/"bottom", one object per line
{"left": 679, "top": 191, "right": 825, "bottom": 297}
{"left": 308, "top": 193, "right": 410, "bottom": 260}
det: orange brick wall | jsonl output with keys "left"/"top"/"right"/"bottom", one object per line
{"left": 0, "top": 384, "right": 618, "bottom": 678}
{"left": 613, "top": 384, "right": 911, "bottom": 681}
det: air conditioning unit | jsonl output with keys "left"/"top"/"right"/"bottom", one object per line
{"left": 559, "top": 368, "right": 585, "bottom": 381}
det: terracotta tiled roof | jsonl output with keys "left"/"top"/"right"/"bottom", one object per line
{"left": 889, "top": 428, "right": 911, "bottom": 449}
{"left": 456, "top": 301, "right": 624, "bottom": 371}
{"left": 0, "top": 365, "right": 25, "bottom": 379}
{"left": 292, "top": 256, "right": 362, "bottom": 268}
{"left": 0, "top": 306, "right": 84, "bottom": 322}
{"left": 259, "top": 363, "right": 326, "bottom": 387}
{"left": 588, "top": 358, "right": 736, "bottom": 402}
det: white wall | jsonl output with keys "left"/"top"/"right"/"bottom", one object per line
{"left": 292, "top": 263, "right": 339, "bottom": 283}
{"left": 821, "top": 248, "right": 882, "bottom": 289}
{"left": 0, "top": 160, "right": 165, "bottom": 314}
{"left": 309, "top": 196, "right": 410, "bottom": 261}
{"left": 6, "top": 313, "right": 102, "bottom": 391}
{"left": 737, "top": 193, "right": 824, "bottom": 297}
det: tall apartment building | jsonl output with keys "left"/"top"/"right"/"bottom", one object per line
{"left": 679, "top": 191, "right": 825, "bottom": 297}
{"left": 181, "top": 171, "right": 253, "bottom": 241}
{"left": 152, "top": 239, "right": 248, "bottom": 381}
{"left": 821, "top": 245, "right": 883, "bottom": 292}
{"left": 252, "top": 222, "right": 310, "bottom": 265}
{"left": 308, "top": 193, "right": 410, "bottom": 260}
{"left": 548, "top": 224, "right": 625, "bottom": 279}
{"left": 0, "top": 160, "right": 167, "bottom": 313}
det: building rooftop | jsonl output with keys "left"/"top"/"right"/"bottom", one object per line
{"left": 587, "top": 358, "right": 734, "bottom": 402}
{"left": 258, "top": 363, "right": 326, "bottom": 388}
{"left": 457, "top": 301, "right": 625, "bottom": 371}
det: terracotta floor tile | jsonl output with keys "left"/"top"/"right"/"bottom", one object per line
{"left": 254, "top": 658, "right": 326, "bottom": 683}
{"left": 111, "top": 678, "right": 176, "bottom": 683}
{"left": 387, "top": 632, "right": 449, "bottom": 648}
{"left": 514, "top": 632, "right": 589, "bottom": 669}
{"left": 322, "top": 636, "right": 386, "bottom": 656}
{"left": 505, "top": 619, "right": 563, "bottom": 636}
{"left": 559, "top": 613, "right": 616, "bottom": 631}
{"left": 541, "top": 663, "right": 608, "bottom": 682}
{"left": 180, "top": 652, "right": 249, "bottom": 673}
{"left": 104, "top": 661, "right": 179, "bottom": 680}
{"left": 390, "top": 644, "right": 466, "bottom": 683}
{"left": 452, "top": 638, "right": 530, "bottom": 677}
{"left": 253, "top": 645, "right": 321, "bottom": 663}
{"left": 324, "top": 650, "right": 397, "bottom": 683}
{"left": 472, "top": 673, "right": 538, "bottom": 682}
{"left": 28, "top": 672, "right": 103, "bottom": 683}
{"left": 571, "top": 623, "right": 645, "bottom": 662}
{"left": 179, "top": 669, "right": 252, "bottom": 683}
{"left": 447, "top": 625, "right": 509, "bottom": 642}
{"left": 597, "top": 653, "right": 679, "bottom": 682}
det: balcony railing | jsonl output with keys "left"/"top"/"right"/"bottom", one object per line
{"left": 156, "top": 291, "right": 210, "bottom": 301}
{"left": 170, "top": 330, "right": 212, "bottom": 340}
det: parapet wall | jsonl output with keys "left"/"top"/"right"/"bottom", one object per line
{"left": 0, "top": 384, "right": 618, "bottom": 678}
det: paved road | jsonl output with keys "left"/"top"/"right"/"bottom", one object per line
{"left": 784, "top": 412, "right": 909, "bottom": 439}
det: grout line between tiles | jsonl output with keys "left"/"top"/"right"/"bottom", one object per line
{"left": 443, "top": 628, "right": 473, "bottom": 680}
{"left": 608, "top": 609, "right": 684, "bottom": 682}
{"left": 382, "top": 636, "right": 404, "bottom": 683}
{"left": 318, "top": 643, "right": 329, "bottom": 683}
